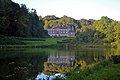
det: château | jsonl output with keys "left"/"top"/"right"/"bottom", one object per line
{"left": 47, "top": 26, "right": 75, "bottom": 37}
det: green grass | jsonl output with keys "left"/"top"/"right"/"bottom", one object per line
{"left": 22, "top": 38, "right": 71, "bottom": 46}
{"left": 67, "top": 60, "right": 120, "bottom": 80}
{"left": 0, "top": 35, "right": 72, "bottom": 47}
{"left": 85, "top": 63, "right": 120, "bottom": 80}
{"left": 0, "top": 35, "right": 25, "bottom": 45}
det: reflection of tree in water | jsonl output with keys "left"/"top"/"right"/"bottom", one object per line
{"left": 43, "top": 48, "right": 111, "bottom": 74}
{"left": 0, "top": 55, "right": 48, "bottom": 80}
{"left": 75, "top": 48, "right": 110, "bottom": 64}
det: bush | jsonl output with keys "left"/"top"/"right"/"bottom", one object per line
{"left": 112, "top": 55, "right": 120, "bottom": 64}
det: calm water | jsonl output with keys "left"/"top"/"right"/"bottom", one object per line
{"left": 0, "top": 48, "right": 119, "bottom": 80}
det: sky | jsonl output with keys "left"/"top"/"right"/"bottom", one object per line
{"left": 12, "top": 0, "right": 120, "bottom": 21}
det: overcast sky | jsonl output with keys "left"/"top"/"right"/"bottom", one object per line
{"left": 12, "top": 0, "right": 120, "bottom": 21}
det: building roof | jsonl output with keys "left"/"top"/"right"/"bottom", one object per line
{"left": 47, "top": 26, "right": 71, "bottom": 29}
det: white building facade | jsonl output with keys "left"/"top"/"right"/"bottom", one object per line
{"left": 47, "top": 26, "right": 75, "bottom": 37}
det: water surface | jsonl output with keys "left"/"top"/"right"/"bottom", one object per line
{"left": 0, "top": 48, "right": 118, "bottom": 80}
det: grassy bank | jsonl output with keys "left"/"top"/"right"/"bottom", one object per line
{"left": 0, "top": 35, "right": 25, "bottom": 45}
{"left": 0, "top": 36, "right": 72, "bottom": 48}
{"left": 21, "top": 38, "right": 71, "bottom": 46}
{"left": 66, "top": 59, "right": 120, "bottom": 80}
{"left": 0, "top": 36, "right": 112, "bottom": 48}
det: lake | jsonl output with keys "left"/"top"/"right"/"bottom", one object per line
{"left": 0, "top": 48, "right": 119, "bottom": 80}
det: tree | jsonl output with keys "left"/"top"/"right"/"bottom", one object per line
{"left": 76, "top": 29, "right": 96, "bottom": 43}
{"left": 93, "top": 16, "right": 117, "bottom": 43}
{"left": 44, "top": 20, "right": 49, "bottom": 30}
{"left": 0, "top": 0, "right": 44, "bottom": 38}
{"left": 0, "top": 0, "right": 20, "bottom": 36}
{"left": 114, "top": 23, "right": 120, "bottom": 41}
{"left": 43, "top": 15, "right": 59, "bottom": 21}
{"left": 79, "top": 19, "right": 91, "bottom": 27}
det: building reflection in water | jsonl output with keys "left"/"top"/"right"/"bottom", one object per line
{"left": 42, "top": 48, "right": 111, "bottom": 77}
{"left": 47, "top": 51, "right": 75, "bottom": 66}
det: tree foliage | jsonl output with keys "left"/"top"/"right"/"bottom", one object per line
{"left": 76, "top": 29, "right": 97, "bottom": 43}
{"left": 0, "top": 0, "right": 44, "bottom": 38}
{"left": 75, "top": 16, "right": 119, "bottom": 45}
{"left": 93, "top": 16, "right": 117, "bottom": 43}
{"left": 114, "top": 23, "right": 120, "bottom": 41}
{"left": 42, "top": 15, "right": 81, "bottom": 30}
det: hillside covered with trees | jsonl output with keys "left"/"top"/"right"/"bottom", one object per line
{"left": 41, "top": 15, "right": 120, "bottom": 48}
{"left": 0, "top": 0, "right": 44, "bottom": 38}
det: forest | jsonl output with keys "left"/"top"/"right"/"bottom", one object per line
{"left": 0, "top": 0, "right": 44, "bottom": 38}
{"left": 0, "top": 0, "right": 120, "bottom": 48}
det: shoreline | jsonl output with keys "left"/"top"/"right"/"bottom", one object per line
{"left": 0, "top": 44, "right": 109, "bottom": 48}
